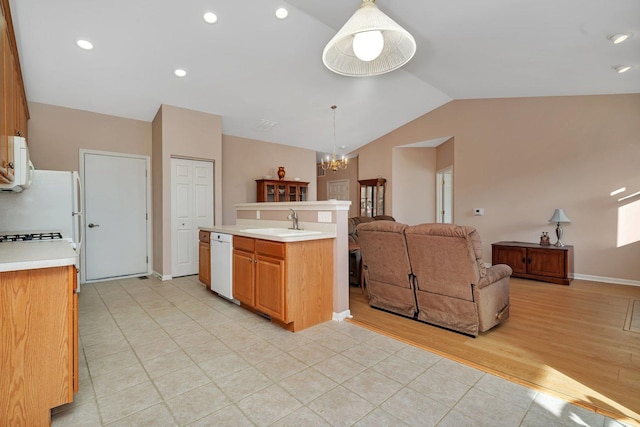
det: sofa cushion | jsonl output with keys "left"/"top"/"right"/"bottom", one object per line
{"left": 405, "top": 224, "right": 480, "bottom": 302}
{"left": 358, "top": 221, "right": 412, "bottom": 289}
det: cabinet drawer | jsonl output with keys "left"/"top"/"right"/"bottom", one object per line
{"left": 234, "top": 235, "right": 255, "bottom": 252}
{"left": 198, "top": 230, "right": 210, "bottom": 243}
{"left": 256, "top": 239, "right": 285, "bottom": 259}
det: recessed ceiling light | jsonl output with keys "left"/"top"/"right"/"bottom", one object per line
{"left": 174, "top": 69, "right": 187, "bottom": 77}
{"left": 275, "top": 8, "right": 288, "bottom": 19}
{"left": 608, "top": 33, "right": 631, "bottom": 44}
{"left": 613, "top": 65, "right": 632, "bottom": 74}
{"left": 76, "top": 39, "right": 93, "bottom": 50}
{"left": 203, "top": 11, "right": 218, "bottom": 24}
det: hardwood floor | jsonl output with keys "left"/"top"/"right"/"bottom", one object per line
{"left": 348, "top": 278, "right": 640, "bottom": 426}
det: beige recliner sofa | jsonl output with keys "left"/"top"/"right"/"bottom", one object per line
{"left": 348, "top": 215, "right": 396, "bottom": 286}
{"left": 357, "top": 221, "right": 416, "bottom": 317}
{"left": 357, "top": 222, "right": 511, "bottom": 336}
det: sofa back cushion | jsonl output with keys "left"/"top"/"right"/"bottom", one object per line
{"left": 357, "top": 221, "right": 412, "bottom": 290}
{"left": 405, "top": 224, "right": 481, "bottom": 301}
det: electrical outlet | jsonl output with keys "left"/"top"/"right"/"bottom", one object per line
{"left": 318, "top": 211, "right": 332, "bottom": 223}
{"left": 473, "top": 208, "right": 484, "bottom": 216}
{"left": 256, "top": 210, "right": 260, "bottom": 219}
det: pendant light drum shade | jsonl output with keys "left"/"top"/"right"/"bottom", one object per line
{"left": 322, "top": 0, "right": 416, "bottom": 77}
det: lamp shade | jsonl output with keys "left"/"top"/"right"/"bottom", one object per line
{"left": 549, "top": 209, "right": 571, "bottom": 223}
{"left": 322, "top": 0, "right": 416, "bottom": 77}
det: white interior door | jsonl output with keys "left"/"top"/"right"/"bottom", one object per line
{"left": 171, "top": 158, "right": 214, "bottom": 277}
{"left": 327, "top": 179, "right": 349, "bottom": 200}
{"left": 82, "top": 151, "right": 150, "bottom": 282}
{"left": 437, "top": 167, "right": 453, "bottom": 223}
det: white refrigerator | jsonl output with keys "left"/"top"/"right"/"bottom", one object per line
{"left": 0, "top": 169, "right": 83, "bottom": 268}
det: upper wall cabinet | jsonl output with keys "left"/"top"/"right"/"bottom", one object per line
{"left": 0, "top": 0, "right": 29, "bottom": 184}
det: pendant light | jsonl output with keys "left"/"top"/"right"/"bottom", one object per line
{"left": 322, "top": 0, "right": 416, "bottom": 77}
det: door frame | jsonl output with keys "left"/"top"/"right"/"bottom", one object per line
{"left": 170, "top": 156, "right": 214, "bottom": 278}
{"left": 79, "top": 149, "right": 152, "bottom": 284}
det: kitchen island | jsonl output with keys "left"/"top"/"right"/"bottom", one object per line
{"left": 200, "top": 224, "right": 334, "bottom": 332}
{"left": 0, "top": 241, "right": 78, "bottom": 426}
{"left": 201, "top": 200, "right": 351, "bottom": 331}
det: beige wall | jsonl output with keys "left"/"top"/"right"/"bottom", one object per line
{"left": 152, "top": 104, "right": 223, "bottom": 277}
{"left": 436, "top": 137, "right": 454, "bottom": 171}
{"left": 355, "top": 94, "right": 640, "bottom": 282}
{"left": 316, "top": 157, "right": 359, "bottom": 218}
{"left": 392, "top": 147, "right": 437, "bottom": 224}
{"left": 26, "top": 102, "right": 151, "bottom": 171}
{"left": 221, "top": 135, "right": 317, "bottom": 225}
{"left": 151, "top": 108, "right": 163, "bottom": 276}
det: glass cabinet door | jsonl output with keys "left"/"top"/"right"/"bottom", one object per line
{"left": 288, "top": 185, "right": 297, "bottom": 202}
{"left": 358, "top": 179, "right": 386, "bottom": 217}
{"left": 277, "top": 184, "right": 286, "bottom": 201}
{"left": 266, "top": 183, "right": 276, "bottom": 202}
{"left": 299, "top": 186, "right": 307, "bottom": 201}
{"left": 377, "top": 186, "right": 384, "bottom": 216}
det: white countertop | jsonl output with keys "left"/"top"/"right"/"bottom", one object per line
{"left": 201, "top": 224, "right": 336, "bottom": 243}
{"left": 0, "top": 240, "right": 78, "bottom": 273}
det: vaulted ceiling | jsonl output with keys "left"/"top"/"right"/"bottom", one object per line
{"left": 9, "top": 0, "right": 640, "bottom": 157}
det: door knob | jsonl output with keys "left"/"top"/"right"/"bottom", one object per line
{"left": 88, "top": 223, "right": 100, "bottom": 228}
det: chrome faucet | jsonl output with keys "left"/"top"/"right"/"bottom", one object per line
{"left": 287, "top": 208, "right": 300, "bottom": 230}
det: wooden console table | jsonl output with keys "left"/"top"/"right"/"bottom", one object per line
{"left": 492, "top": 241, "right": 574, "bottom": 285}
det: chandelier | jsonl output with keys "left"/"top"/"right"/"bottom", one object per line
{"left": 321, "top": 105, "right": 348, "bottom": 172}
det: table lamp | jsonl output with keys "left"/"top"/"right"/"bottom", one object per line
{"left": 549, "top": 209, "right": 571, "bottom": 247}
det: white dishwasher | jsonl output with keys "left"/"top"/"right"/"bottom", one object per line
{"left": 210, "top": 232, "right": 237, "bottom": 303}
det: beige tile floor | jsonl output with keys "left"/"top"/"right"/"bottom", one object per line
{"left": 51, "top": 275, "right": 633, "bottom": 427}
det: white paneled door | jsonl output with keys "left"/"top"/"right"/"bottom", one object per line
{"left": 82, "top": 151, "right": 150, "bottom": 282}
{"left": 327, "top": 179, "right": 349, "bottom": 201}
{"left": 437, "top": 167, "right": 453, "bottom": 224}
{"left": 171, "top": 158, "right": 214, "bottom": 277}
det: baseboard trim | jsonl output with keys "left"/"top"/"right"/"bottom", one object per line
{"left": 572, "top": 273, "right": 640, "bottom": 287}
{"left": 333, "top": 310, "right": 353, "bottom": 322}
{"left": 488, "top": 264, "right": 639, "bottom": 287}
{"left": 152, "top": 271, "right": 172, "bottom": 281}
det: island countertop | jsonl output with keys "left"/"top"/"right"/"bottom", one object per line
{"left": 199, "top": 224, "right": 336, "bottom": 243}
{"left": 0, "top": 240, "right": 78, "bottom": 273}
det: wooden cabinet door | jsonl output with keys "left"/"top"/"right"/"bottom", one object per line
{"left": 255, "top": 254, "right": 286, "bottom": 322}
{"left": 233, "top": 249, "right": 255, "bottom": 306}
{"left": 4, "top": 42, "right": 14, "bottom": 139}
{"left": 299, "top": 184, "right": 308, "bottom": 201}
{"left": 198, "top": 241, "right": 211, "bottom": 288}
{"left": 14, "top": 78, "right": 26, "bottom": 138}
{"left": 528, "top": 248, "right": 565, "bottom": 278}
{"left": 73, "top": 292, "right": 79, "bottom": 394}
{"left": 0, "top": 23, "right": 6, "bottom": 176}
{"left": 0, "top": 266, "right": 75, "bottom": 425}
{"left": 492, "top": 245, "right": 527, "bottom": 274}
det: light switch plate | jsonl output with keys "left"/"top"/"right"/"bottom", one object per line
{"left": 318, "top": 211, "right": 332, "bottom": 223}
{"left": 256, "top": 210, "right": 260, "bottom": 219}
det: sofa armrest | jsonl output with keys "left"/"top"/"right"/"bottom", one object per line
{"left": 476, "top": 264, "right": 512, "bottom": 289}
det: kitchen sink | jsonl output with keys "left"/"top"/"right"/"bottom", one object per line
{"left": 240, "top": 228, "right": 322, "bottom": 237}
